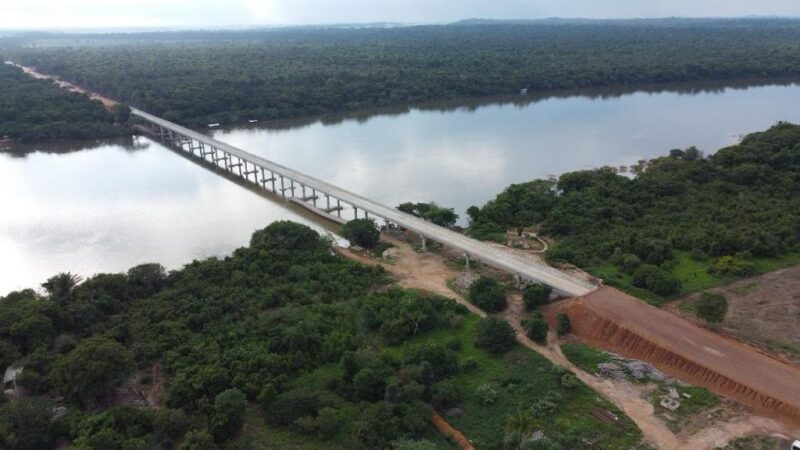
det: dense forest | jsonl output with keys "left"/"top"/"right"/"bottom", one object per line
{"left": 5, "top": 19, "right": 800, "bottom": 127}
{"left": 468, "top": 123, "right": 800, "bottom": 300}
{"left": 0, "top": 221, "right": 640, "bottom": 449}
{"left": 0, "top": 64, "right": 128, "bottom": 143}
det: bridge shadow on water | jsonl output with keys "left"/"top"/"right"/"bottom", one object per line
{"left": 135, "top": 133, "right": 349, "bottom": 238}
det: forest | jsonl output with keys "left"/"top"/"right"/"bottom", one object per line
{"left": 0, "top": 64, "right": 128, "bottom": 143}
{"left": 0, "top": 221, "right": 640, "bottom": 449}
{"left": 468, "top": 122, "right": 800, "bottom": 300}
{"left": 5, "top": 19, "right": 800, "bottom": 127}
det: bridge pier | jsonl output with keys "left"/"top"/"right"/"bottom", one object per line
{"left": 131, "top": 107, "right": 595, "bottom": 298}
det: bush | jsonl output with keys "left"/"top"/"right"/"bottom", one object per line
{"left": 51, "top": 336, "right": 135, "bottom": 405}
{"left": 209, "top": 388, "right": 247, "bottom": 442}
{"left": 468, "top": 276, "right": 507, "bottom": 312}
{"left": 695, "top": 292, "right": 728, "bottom": 324}
{"left": 522, "top": 284, "right": 552, "bottom": 310}
{"left": 475, "top": 317, "right": 517, "bottom": 354}
{"left": 476, "top": 383, "right": 498, "bottom": 406}
{"left": 556, "top": 313, "right": 571, "bottom": 336}
{"left": 632, "top": 264, "right": 681, "bottom": 296}
{"left": 709, "top": 255, "right": 755, "bottom": 276}
{"left": 342, "top": 218, "right": 381, "bottom": 248}
{"left": 523, "top": 313, "right": 549, "bottom": 343}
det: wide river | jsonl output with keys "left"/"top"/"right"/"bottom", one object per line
{"left": 2, "top": 82, "right": 800, "bottom": 295}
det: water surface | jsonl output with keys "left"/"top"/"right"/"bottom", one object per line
{"left": 3, "top": 83, "right": 800, "bottom": 295}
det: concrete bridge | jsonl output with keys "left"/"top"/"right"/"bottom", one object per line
{"left": 131, "top": 108, "right": 596, "bottom": 297}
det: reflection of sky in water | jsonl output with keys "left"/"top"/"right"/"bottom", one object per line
{"left": 216, "top": 84, "right": 800, "bottom": 217}
{"left": 3, "top": 83, "right": 800, "bottom": 295}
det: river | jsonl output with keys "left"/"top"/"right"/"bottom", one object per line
{"left": 2, "top": 82, "right": 800, "bottom": 295}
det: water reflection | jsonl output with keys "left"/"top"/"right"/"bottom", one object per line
{"left": 4, "top": 81, "right": 800, "bottom": 295}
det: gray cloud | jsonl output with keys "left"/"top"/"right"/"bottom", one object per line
{"left": 1, "top": 0, "right": 799, "bottom": 29}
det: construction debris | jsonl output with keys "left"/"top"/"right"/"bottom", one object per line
{"left": 660, "top": 396, "right": 681, "bottom": 411}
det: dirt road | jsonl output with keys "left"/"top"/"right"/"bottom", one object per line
{"left": 565, "top": 287, "right": 800, "bottom": 427}
{"left": 336, "top": 236, "right": 799, "bottom": 449}
{"left": 7, "top": 62, "right": 118, "bottom": 110}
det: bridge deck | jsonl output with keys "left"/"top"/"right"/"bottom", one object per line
{"left": 132, "top": 108, "right": 596, "bottom": 297}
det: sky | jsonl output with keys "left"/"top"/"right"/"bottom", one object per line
{"left": 1, "top": 0, "right": 800, "bottom": 30}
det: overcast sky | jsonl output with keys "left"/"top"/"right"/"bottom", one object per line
{"left": 2, "top": 0, "right": 800, "bottom": 30}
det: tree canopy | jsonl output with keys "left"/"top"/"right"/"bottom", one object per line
{"left": 6, "top": 19, "right": 800, "bottom": 127}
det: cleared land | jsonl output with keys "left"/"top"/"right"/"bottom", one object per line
{"left": 563, "top": 286, "right": 800, "bottom": 428}
{"left": 670, "top": 265, "right": 800, "bottom": 363}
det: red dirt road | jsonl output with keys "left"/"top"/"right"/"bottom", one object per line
{"left": 565, "top": 286, "right": 800, "bottom": 428}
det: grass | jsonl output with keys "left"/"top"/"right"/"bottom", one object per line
{"left": 560, "top": 342, "right": 612, "bottom": 374}
{"left": 561, "top": 344, "right": 723, "bottom": 434}
{"left": 392, "top": 316, "right": 644, "bottom": 449}
{"left": 589, "top": 251, "right": 800, "bottom": 306}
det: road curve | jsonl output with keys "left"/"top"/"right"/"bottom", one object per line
{"left": 132, "top": 108, "right": 596, "bottom": 297}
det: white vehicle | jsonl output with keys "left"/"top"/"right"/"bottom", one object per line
{"left": 791, "top": 440, "right": 800, "bottom": 450}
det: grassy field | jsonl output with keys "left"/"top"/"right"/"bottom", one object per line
{"left": 560, "top": 342, "right": 612, "bottom": 374}
{"left": 587, "top": 251, "right": 800, "bottom": 306}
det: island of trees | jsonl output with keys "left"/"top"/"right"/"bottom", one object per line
{"left": 5, "top": 18, "right": 800, "bottom": 128}
{"left": 468, "top": 122, "right": 800, "bottom": 301}
{"left": 0, "top": 64, "right": 129, "bottom": 143}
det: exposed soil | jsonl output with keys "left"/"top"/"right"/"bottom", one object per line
{"left": 668, "top": 265, "right": 800, "bottom": 364}
{"left": 432, "top": 412, "right": 475, "bottom": 450}
{"left": 560, "top": 287, "right": 800, "bottom": 429}
{"left": 8, "top": 62, "right": 119, "bottom": 110}
{"left": 336, "top": 234, "right": 799, "bottom": 449}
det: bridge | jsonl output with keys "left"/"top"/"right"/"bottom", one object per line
{"left": 131, "top": 108, "right": 596, "bottom": 297}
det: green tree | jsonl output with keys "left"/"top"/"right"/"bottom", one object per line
{"left": 0, "top": 398, "right": 58, "bottom": 450}
{"left": 524, "top": 313, "right": 549, "bottom": 343}
{"left": 475, "top": 317, "right": 516, "bottom": 354}
{"left": 342, "top": 218, "right": 381, "bottom": 248}
{"left": 695, "top": 292, "right": 728, "bottom": 324}
{"left": 556, "top": 313, "right": 571, "bottom": 336}
{"left": 522, "top": 284, "right": 552, "bottom": 310}
{"left": 41, "top": 272, "right": 81, "bottom": 303}
{"left": 209, "top": 388, "right": 247, "bottom": 442}
{"left": 51, "top": 336, "right": 135, "bottom": 405}
{"left": 468, "top": 276, "right": 507, "bottom": 312}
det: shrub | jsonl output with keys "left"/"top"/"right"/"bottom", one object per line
{"left": 695, "top": 292, "right": 728, "bottom": 324}
{"left": 51, "top": 336, "right": 135, "bottom": 405}
{"left": 556, "top": 313, "right": 571, "bottom": 336}
{"left": 475, "top": 317, "right": 516, "bottom": 354}
{"left": 209, "top": 388, "right": 247, "bottom": 442}
{"left": 709, "top": 255, "right": 755, "bottom": 276}
{"left": 476, "top": 383, "right": 498, "bottom": 406}
{"left": 468, "top": 276, "right": 507, "bottom": 312}
{"left": 342, "top": 218, "right": 381, "bottom": 248}
{"left": 632, "top": 264, "right": 681, "bottom": 296}
{"left": 523, "top": 313, "right": 549, "bottom": 343}
{"left": 559, "top": 372, "right": 579, "bottom": 389}
{"left": 522, "top": 283, "right": 552, "bottom": 310}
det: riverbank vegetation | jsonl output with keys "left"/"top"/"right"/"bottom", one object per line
{"left": 0, "top": 221, "right": 642, "bottom": 449}
{"left": 5, "top": 19, "right": 800, "bottom": 127}
{"left": 468, "top": 122, "right": 800, "bottom": 301}
{"left": 0, "top": 64, "right": 128, "bottom": 143}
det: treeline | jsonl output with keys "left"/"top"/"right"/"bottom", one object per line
{"left": 7, "top": 19, "right": 800, "bottom": 127}
{"left": 468, "top": 123, "right": 800, "bottom": 297}
{"left": 0, "top": 64, "right": 129, "bottom": 143}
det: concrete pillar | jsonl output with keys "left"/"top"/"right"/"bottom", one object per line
{"left": 354, "top": 207, "right": 358, "bottom": 219}
{"left": 464, "top": 252, "right": 470, "bottom": 269}
{"left": 337, "top": 199, "right": 341, "bottom": 218}
{"left": 280, "top": 176, "right": 286, "bottom": 198}
{"left": 326, "top": 194, "right": 331, "bottom": 210}
{"left": 312, "top": 189, "right": 317, "bottom": 206}
{"left": 514, "top": 274, "right": 522, "bottom": 290}
{"left": 420, "top": 234, "right": 427, "bottom": 251}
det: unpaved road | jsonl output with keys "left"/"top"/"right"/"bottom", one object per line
{"left": 8, "top": 62, "right": 118, "bottom": 110}
{"left": 569, "top": 287, "right": 800, "bottom": 427}
{"left": 336, "top": 236, "right": 797, "bottom": 449}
